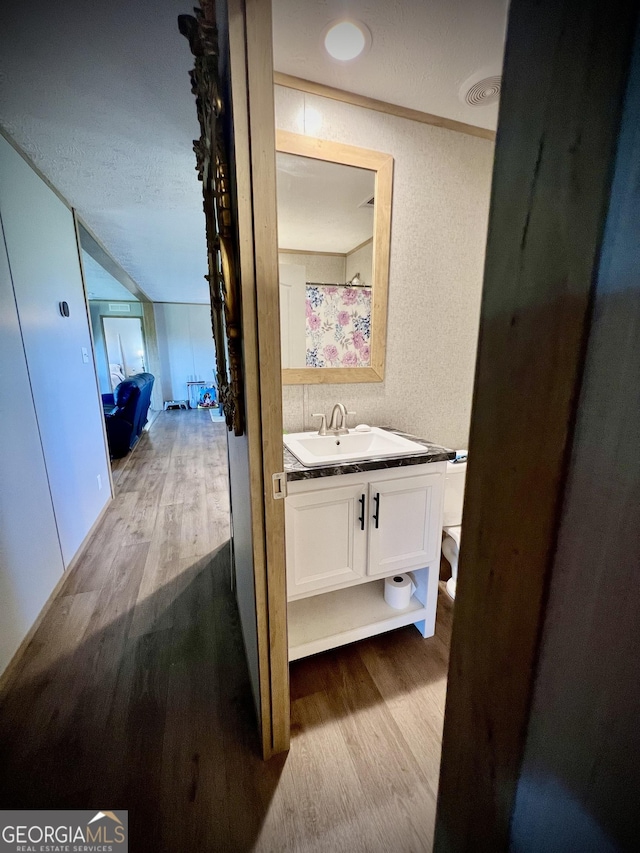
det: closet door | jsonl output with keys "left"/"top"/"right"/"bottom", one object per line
{"left": 0, "top": 136, "right": 110, "bottom": 566}
{"left": 0, "top": 209, "right": 64, "bottom": 673}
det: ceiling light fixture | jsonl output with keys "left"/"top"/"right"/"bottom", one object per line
{"left": 323, "top": 20, "right": 370, "bottom": 62}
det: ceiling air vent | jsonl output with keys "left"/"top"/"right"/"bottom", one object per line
{"left": 459, "top": 71, "right": 502, "bottom": 108}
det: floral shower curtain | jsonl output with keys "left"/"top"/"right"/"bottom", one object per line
{"left": 305, "top": 285, "right": 372, "bottom": 368}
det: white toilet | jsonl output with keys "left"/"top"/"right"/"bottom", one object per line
{"left": 441, "top": 451, "right": 467, "bottom": 600}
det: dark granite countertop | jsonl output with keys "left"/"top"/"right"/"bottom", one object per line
{"left": 284, "top": 428, "right": 455, "bottom": 481}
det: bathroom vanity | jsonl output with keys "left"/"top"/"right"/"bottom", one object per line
{"left": 283, "top": 429, "right": 454, "bottom": 660}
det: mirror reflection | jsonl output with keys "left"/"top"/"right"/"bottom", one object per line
{"left": 277, "top": 153, "right": 375, "bottom": 370}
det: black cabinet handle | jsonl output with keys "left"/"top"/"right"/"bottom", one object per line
{"left": 358, "top": 494, "right": 365, "bottom": 530}
{"left": 373, "top": 492, "right": 380, "bottom": 528}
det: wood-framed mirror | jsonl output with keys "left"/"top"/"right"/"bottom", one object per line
{"left": 276, "top": 130, "right": 393, "bottom": 384}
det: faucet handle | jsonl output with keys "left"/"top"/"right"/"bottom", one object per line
{"left": 312, "top": 413, "right": 327, "bottom": 436}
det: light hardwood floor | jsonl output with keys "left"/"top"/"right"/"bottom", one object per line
{"left": 0, "top": 409, "right": 452, "bottom": 852}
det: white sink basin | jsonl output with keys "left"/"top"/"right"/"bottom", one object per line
{"left": 284, "top": 427, "right": 425, "bottom": 468}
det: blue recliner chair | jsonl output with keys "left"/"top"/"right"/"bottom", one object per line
{"left": 102, "top": 373, "right": 155, "bottom": 459}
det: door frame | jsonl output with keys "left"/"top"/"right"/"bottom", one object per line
{"left": 237, "top": 0, "right": 640, "bottom": 832}
{"left": 226, "top": 0, "right": 290, "bottom": 758}
{"left": 434, "top": 0, "right": 639, "bottom": 848}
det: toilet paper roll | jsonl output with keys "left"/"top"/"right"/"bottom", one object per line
{"left": 384, "top": 574, "right": 416, "bottom": 609}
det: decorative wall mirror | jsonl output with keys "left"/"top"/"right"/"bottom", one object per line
{"left": 276, "top": 130, "right": 393, "bottom": 384}
{"left": 179, "top": 1, "right": 244, "bottom": 434}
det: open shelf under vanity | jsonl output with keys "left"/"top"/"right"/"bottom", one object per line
{"left": 288, "top": 578, "right": 429, "bottom": 661}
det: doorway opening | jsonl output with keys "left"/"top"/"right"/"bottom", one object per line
{"left": 102, "top": 315, "right": 147, "bottom": 389}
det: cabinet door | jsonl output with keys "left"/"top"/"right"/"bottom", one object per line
{"left": 367, "top": 472, "right": 442, "bottom": 576}
{"left": 286, "top": 483, "right": 367, "bottom": 597}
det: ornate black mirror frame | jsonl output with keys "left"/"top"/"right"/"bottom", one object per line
{"left": 179, "top": 1, "right": 244, "bottom": 435}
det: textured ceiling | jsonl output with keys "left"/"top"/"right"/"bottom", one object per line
{"left": 82, "top": 251, "right": 139, "bottom": 302}
{"left": 0, "top": 0, "right": 208, "bottom": 303}
{"left": 277, "top": 153, "right": 375, "bottom": 253}
{"left": 272, "top": 0, "right": 508, "bottom": 130}
{"left": 0, "top": 0, "right": 507, "bottom": 305}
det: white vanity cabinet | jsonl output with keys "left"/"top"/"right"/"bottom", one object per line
{"left": 285, "top": 481, "right": 368, "bottom": 596}
{"left": 285, "top": 462, "right": 446, "bottom": 660}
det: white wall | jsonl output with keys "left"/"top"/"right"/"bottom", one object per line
{"left": 226, "top": 433, "right": 260, "bottom": 713}
{"left": 279, "top": 263, "right": 307, "bottom": 369}
{"left": 278, "top": 250, "right": 345, "bottom": 283}
{"left": 0, "top": 135, "right": 110, "bottom": 569}
{"left": 277, "top": 86, "right": 494, "bottom": 449}
{"left": 154, "top": 303, "right": 216, "bottom": 402}
{"left": 0, "top": 212, "right": 65, "bottom": 676}
{"left": 346, "top": 239, "right": 373, "bottom": 288}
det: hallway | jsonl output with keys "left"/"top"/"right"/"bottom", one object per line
{"left": 0, "top": 409, "right": 452, "bottom": 852}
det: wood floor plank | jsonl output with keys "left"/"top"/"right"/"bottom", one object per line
{"left": 0, "top": 409, "right": 453, "bottom": 851}
{"left": 357, "top": 619, "right": 450, "bottom": 801}
{"left": 128, "top": 503, "right": 185, "bottom": 639}
{"left": 326, "top": 646, "right": 434, "bottom": 799}
{"left": 180, "top": 477, "right": 213, "bottom": 559}
{"left": 159, "top": 557, "right": 232, "bottom": 851}
{"left": 159, "top": 458, "right": 189, "bottom": 506}
{"left": 60, "top": 491, "right": 139, "bottom": 595}
{"left": 264, "top": 689, "right": 368, "bottom": 850}
{"left": 0, "top": 589, "right": 102, "bottom": 770}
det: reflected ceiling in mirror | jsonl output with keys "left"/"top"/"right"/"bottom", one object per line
{"left": 276, "top": 131, "right": 393, "bottom": 385}
{"left": 276, "top": 153, "right": 375, "bottom": 259}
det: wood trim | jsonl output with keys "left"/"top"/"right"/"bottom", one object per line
{"left": 226, "top": 0, "right": 273, "bottom": 759}
{"left": 276, "top": 128, "right": 392, "bottom": 171}
{"left": 283, "top": 366, "right": 382, "bottom": 385}
{"left": 140, "top": 302, "right": 165, "bottom": 413}
{"left": 277, "top": 130, "right": 392, "bottom": 385}
{"left": 73, "top": 209, "right": 115, "bottom": 498}
{"left": 0, "top": 496, "right": 112, "bottom": 695}
{"left": 279, "top": 248, "right": 346, "bottom": 258}
{"left": 347, "top": 236, "right": 373, "bottom": 256}
{"left": 434, "top": 0, "right": 638, "bottom": 849}
{"left": 370, "top": 154, "right": 392, "bottom": 379}
{"left": 245, "top": 0, "right": 290, "bottom": 756}
{"left": 227, "top": 0, "right": 290, "bottom": 758}
{"left": 274, "top": 72, "right": 497, "bottom": 142}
